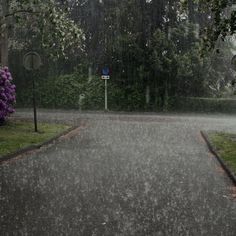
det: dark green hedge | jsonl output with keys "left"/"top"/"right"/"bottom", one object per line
{"left": 171, "top": 97, "right": 236, "bottom": 113}
{"left": 15, "top": 73, "right": 236, "bottom": 113}
{"left": 16, "top": 74, "right": 145, "bottom": 111}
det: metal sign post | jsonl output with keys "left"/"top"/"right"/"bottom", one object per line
{"left": 101, "top": 67, "right": 110, "bottom": 111}
{"left": 105, "top": 79, "right": 108, "bottom": 110}
{"left": 32, "top": 74, "right": 37, "bottom": 132}
{"left": 23, "top": 52, "right": 42, "bottom": 132}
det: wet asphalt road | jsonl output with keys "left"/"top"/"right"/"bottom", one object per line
{"left": 1, "top": 110, "right": 236, "bottom": 235}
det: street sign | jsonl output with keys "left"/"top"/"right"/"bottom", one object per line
{"left": 102, "top": 67, "right": 110, "bottom": 76}
{"left": 101, "top": 75, "right": 110, "bottom": 80}
{"left": 23, "top": 52, "right": 42, "bottom": 71}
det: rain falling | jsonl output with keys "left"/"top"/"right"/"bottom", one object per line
{"left": 0, "top": 1, "right": 236, "bottom": 235}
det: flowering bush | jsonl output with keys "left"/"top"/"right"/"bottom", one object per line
{"left": 0, "top": 67, "right": 16, "bottom": 125}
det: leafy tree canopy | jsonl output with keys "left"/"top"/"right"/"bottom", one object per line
{"left": 0, "top": 0, "right": 83, "bottom": 59}
{"left": 182, "top": 0, "right": 236, "bottom": 50}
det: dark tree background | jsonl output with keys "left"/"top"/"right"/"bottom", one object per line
{"left": 6, "top": 0, "right": 236, "bottom": 110}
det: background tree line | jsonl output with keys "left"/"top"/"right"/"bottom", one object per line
{"left": 1, "top": 0, "right": 236, "bottom": 111}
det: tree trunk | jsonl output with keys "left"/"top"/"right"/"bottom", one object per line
{"left": 145, "top": 85, "right": 150, "bottom": 105}
{"left": 0, "top": 32, "right": 9, "bottom": 66}
{"left": 188, "top": 0, "right": 196, "bottom": 23}
{"left": 0, "top": 0, "right": 9, "bottom": 67}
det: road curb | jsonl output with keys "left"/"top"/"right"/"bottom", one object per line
{"left": 0, "top": 126, "right": 78, "bottom": 164}
{"left": 201, "top": 131, "right": 236, "bottom": 185}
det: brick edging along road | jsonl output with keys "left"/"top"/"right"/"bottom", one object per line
{"left": 201, "top": 131, "right": 236, "bottom": 186}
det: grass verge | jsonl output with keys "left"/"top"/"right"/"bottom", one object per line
{"left": 0, "top": 120, "right": 70, "bottom": 157}
{"left": 208, "top": 132, "right": 236, "bottom": 175}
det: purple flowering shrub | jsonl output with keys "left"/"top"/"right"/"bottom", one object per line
{"left": 0, "top": 67, "right": 16, "bottom": 125}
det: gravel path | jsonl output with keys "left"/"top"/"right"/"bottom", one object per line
{"left": 1, "top": 110, "right": 236, "bottom": 235}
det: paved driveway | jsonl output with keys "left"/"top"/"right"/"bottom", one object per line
{"left": 1, "top": 110, "right": 236, "bottom": 235}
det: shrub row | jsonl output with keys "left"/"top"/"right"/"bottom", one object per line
{"left": 16, "top": 73, "right": 236, "bottom": 113}
{"left": 16, "top": 74, "right": 145, "bottom": 111}
{"left": 171, "top": 97, "right": 236, "bottom": 113}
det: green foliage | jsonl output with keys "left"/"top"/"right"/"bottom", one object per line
{"left": 2, "top": 0, "right": 83, "bottom": 59}
{"left": 172, "top": 97, "right": 236, "bottom": 113}
{"left": 11, "top": 0, "right": 234, "bottom": 112}
{"left": 197, "top": 0, "right": 236, "bottom": 50}
{"left": 16, "top": 73, "right": 145, "bottom": 111}
{"left": 151, "top": 29, "right": 176, "bottom": 75}
{"left": 16, "top": 73, "right": 236, "bottom": 113}
{"left": 176, "top": 44, "right": 207, "bottom": 97}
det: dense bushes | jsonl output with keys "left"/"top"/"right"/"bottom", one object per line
{"left": 15, "top": 73, "right": 236, "bottom": 113}
{"left": 16, "top": 73, "right": 145, "bottom": 111}
{"left": 172, "top": 97, "right": 236, "bottom": 113}
{"left": 0, "top": 67, "right": 16, "bottom": 124}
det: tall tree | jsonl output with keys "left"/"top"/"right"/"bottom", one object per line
{"left": 0, "top": 0, "right": 9, "bottom": 66}
{"left": 0, "top": 0, "right": 82, "bottom": 66}
{"left": 196, "top": 0, "right": 236, "bottom": 50}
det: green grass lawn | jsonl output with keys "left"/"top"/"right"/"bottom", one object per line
{"left": 0, "top": 120, "right": 71, "bottom": 157}
{"left": 209, "top": 132, "right": 236, "bottom": 175}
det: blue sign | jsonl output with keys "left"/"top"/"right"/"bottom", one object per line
{"left": 102, "top": 67, "right": 110, "bottom": 76}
